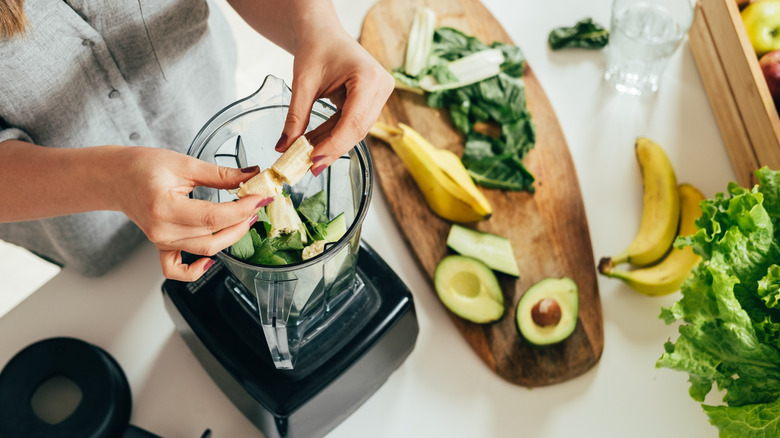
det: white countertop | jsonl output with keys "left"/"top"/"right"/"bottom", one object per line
{"left": 0, "top": 0, "right": 736, "bottom": 437}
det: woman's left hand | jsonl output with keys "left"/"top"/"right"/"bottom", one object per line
{"left": 276, "top": 30, "right": 394, "bottom": 176}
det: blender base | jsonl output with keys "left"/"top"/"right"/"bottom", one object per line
{"left": 162, "top": 241, "right": 419, "bottom": 438}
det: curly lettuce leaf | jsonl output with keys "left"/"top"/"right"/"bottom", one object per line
{"left": 657, "top": 167, "right": 780, "bottom": 435}
{"left": 703, "top": 398, "right": 780, "bottom": 438}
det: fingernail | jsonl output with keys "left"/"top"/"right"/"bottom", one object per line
{"left": 311, "top": 164, "right": 327, "bottom": 177}
{"left": 274, "top": 134, "right": 288, "bottom": 152}
{"left": 203, "top": 259, "right": 216, "bottom": 272}
{"left": 311, "top": 155, "right": 328, "bottom": 164}
{"left": 256, "top": 197, "right": 273, "bottom": 208}
{"left": 241, "top": 165, "right": 259, "bottom": 173}
{"left": 248, "top": 214, "right": 258, "bottom": 225}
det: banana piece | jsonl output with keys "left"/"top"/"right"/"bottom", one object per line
{"left": 266, "top": 194, "right": 308, "bottom": 244}
{"left": 272, "top": 135, "right": 315, "bottom": 186}
{"left": 368, "top": 122, "right": 492, "bottom": 223}
{"left": 600, "top": 137, "right": 680, "bottom": 269}
{"left": 235, "top": 135, "right": 314, "bottom": 198}
{"left": 302, "top": 240, "right": 327, "bottom": 260}
{"left": 236, "top": 168, "right": 283, "bottom": 199}
{"left": 600, "top": 183, "right": 704, "bottom": 296}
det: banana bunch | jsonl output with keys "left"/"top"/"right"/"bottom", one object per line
{"left": 369, "top": 122, "right": 492, "bottom": 223}
{"left": 598, "top": 138, "right": 704, "bottom": 296}
{"left": 235, "top": 135, "right": 314, "bottom": 198}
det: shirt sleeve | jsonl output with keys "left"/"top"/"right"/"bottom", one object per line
{"left": 0, "top": 117, "right": 32, "bottom": 143}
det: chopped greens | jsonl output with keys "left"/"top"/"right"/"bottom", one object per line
{"left": 656, "top": 167, "right": 780, "bottom": 438}
{"left": 228, "top": 189, "right": 343, "bottom": 265}
{"left": 548, "top": 18, "right": 609, "bottom": 50}
{"left": 393, "top": 20, "right": 536, "bottom": 192}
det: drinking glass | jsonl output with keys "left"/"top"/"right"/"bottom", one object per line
{"left": 604, "top": 0, "right": 694, "bottom": 96}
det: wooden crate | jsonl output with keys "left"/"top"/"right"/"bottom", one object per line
{"left": 689, "top": 0, "right": 780, "bottom": 187}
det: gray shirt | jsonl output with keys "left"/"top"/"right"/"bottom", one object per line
{"left": 0, "top": 0, "right": 238, "bottom": 276}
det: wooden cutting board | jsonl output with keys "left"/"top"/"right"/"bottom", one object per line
{"left": 359, "top": 0, "right": 603, "bottom": 387}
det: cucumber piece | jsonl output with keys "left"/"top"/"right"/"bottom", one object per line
{"left": 446, "top": 224, "right": 519, "bottom": 276}
{"left": 322, "top": 213, "right": 347, "bottom": 243}
{"left": 434, "top": 255, "right": 504, "bottom": 323}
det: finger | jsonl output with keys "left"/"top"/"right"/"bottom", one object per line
{"left": 311, "top": 86, "right": 384, "bottom": 163}
{"left": 304, "top": 113, "right": 339, "bottom": 146}
{"left": 166, "top": 194, "right": 272, "bottom": 231}
{"left": 187, "top": 158, "right": 262, "bottom": 190}
{"left": 278, "top": 78, "right": 318, "bottom": 153}
{"left": 165, "top": 213, "right": 258, "bottom": 257}
{"left": 158, "top": 249, "right": 215, "bottom": 282}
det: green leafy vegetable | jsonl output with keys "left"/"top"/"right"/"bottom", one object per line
{"left": 656, "top": 167, "right": 780, "bottom": 437}
{"left": 230, "top": 189, "right": 340, "bottom": 266}
{"left": 548, "top": 18, "right": 609, "bottom": 50}
{"left": 393, "top": 21, "right": 536, "bottom": 192}
{"left": 297, "top": 190, "right": 329, "bottom": 224}
{"left": 230, "top": 230, "right": 255, "bottom": 259}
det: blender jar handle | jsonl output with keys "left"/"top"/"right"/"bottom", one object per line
{"left": 254, "top": 272, "right": 298, "bottom": 370}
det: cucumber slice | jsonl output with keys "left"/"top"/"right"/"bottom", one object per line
{"left": 322, "top": 213, "right": 347, "bottom": 243}
{"left": 446, "top": 224, "right": 519, "bottom": 276}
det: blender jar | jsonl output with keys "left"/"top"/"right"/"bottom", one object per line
{"left": 187, "top": 75, "right": 374, "bottom": 370}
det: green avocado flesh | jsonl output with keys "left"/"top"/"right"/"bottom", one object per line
{"left": 434, "top": 255, "right": 505, "bottom": 323}
{"left": 515, "top": 277, "right": 579, "bottom": 346}
{"left": 446, "top": 225, "right": 519, "bottom": 277}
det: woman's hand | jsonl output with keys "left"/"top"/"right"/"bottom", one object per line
{"left": 227, "top": 0, "right": 394, "bottom": 174}
{"left": 110, "top": 147, "right": 270, "bottom": 281}
{"left": 277, "top": 31, "right": 394, "bottom": 175}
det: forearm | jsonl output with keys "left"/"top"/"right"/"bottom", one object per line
{"left": 0, "top": 140, "right": 122, "bottom": 222}
{"left": 226, "top": 0, "right": 345, "bottom": 54}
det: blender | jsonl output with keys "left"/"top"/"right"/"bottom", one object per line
{"left": 161, "top": 75, "right": 419, "bottom": 438}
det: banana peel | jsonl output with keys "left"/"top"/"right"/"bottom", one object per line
{"left": 600, "top": 183, "right": 704, "bottom": 296}
{"left": 369, "top": 122, "right": 492, "bottom": 223}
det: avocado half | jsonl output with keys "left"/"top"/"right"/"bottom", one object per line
{"left": 515, "top": 277, "right": 579, "bottom": 346}
{"left": 434, "top": 255, "right": 505, "bottom": 323}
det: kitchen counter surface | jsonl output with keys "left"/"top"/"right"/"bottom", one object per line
{"left": 0, "top": 0, "right": 735, "bottom": 437}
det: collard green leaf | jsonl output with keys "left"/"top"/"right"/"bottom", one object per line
{"left": 548, "top": 18, "right": 609, "bottom": 50}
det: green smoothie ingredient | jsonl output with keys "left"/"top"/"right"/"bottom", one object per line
{"left": 229, "top": 189, "right": 346, "bottom": 265}
{"left": 434, "top": 255, "right": 505, "bottom": 323}
{"left": 657, "top": 167, "right": 780, "bottom": 438}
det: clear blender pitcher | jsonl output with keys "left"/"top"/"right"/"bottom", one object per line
{"left": 187, "top": 75, "right": 374, "bottom": 371}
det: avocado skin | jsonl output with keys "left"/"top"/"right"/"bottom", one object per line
{"left": 515, "top": 277, "right": 579, "bottom": 346}
{"left": 434, "top": 255, "right": 505, "bottom": 324}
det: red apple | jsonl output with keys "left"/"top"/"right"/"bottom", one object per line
{"left": 760, "top": 48, "right": 780, "bottom": 107}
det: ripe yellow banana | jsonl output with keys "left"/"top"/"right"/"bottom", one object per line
{"left": 600, "top": 183, "right": 704, "bottom": 296}
{"left": 369, "top": 122, "right": 492, "bottom": 223}
{"left": 236, "top": 135, "right": 314, "bottom": 198}
{"left": 600, "top": 137, "right": 680, "bottom": 270}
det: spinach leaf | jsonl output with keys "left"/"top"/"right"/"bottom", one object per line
{"left": 462, "top": 133, "right": 535, "bottom": 192}
{"left": 229, "top": 230, "right": 255, "bottom": 260}
{"left": 297, "top": 190, "right": 329, "bottom": 224}
{"left": 548, "top": 18, "right": 609, "bottom": 50}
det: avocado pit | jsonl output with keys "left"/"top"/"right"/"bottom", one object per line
{"left": 531, "top": 298, "right": 562, "bottom": 327}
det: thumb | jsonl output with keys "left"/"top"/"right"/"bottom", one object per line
{"left": 189, "top": 159, "right": 261, "bottom": 190}
{"left": 278, "top": 79, "right": 317, "bottom": 152}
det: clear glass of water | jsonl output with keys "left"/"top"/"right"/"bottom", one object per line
{"left": 605, "top": 0, "right": 694, "bottom": 96}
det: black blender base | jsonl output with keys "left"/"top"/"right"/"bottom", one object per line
{"left": 162, "top": 241, "right": 419, "bottom": 438}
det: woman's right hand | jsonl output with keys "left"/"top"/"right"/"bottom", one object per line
{"left": 109, "top": 146, "right": 270, "bottom": 282}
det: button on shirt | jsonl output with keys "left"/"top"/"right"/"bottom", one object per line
{"left": 0, "top": 0, "right": 238, "bottom": 276}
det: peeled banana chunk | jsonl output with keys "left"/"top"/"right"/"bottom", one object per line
{"left": 234, "top": 135, "right": 315, "bottom": 198}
